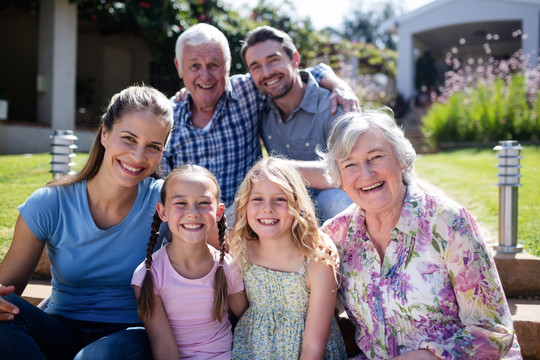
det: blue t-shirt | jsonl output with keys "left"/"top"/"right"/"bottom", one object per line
{"left": 19, "top": 177, "right": 163, "bottom": 324}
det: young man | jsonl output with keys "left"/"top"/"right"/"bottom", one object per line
{"left": 241, "top": 26, "right": 353, "bottom": 221}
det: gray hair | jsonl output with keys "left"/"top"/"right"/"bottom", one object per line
{"left": 319, "top": 108, "right": 416, "bottom": 187}
{"left": 175, "top": 23, "right": 231, "bottom": 75}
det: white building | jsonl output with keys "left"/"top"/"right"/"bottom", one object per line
{"left": 0, "top": 0, "right": 153, "bottom": 154}
{"left": 388, "top": 0, "right": 540, "bottom": 102}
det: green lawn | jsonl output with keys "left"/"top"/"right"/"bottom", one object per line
{"left": 414, "top": 145, "right": 540, "bottom": 256}
{"left": 0, "top": 147, "right": 538, "bottom": 260}
{"left": 0, "top": 153, "right": 89, "bottom": 259}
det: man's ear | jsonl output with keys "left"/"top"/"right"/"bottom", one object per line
{"left": 216, "top": 203, "right": 225, "bottom": 222}
{"left": 174, "top": 58, "right": 183, "bottom": 79}
{"left": 156, "top": 202, "right": 168, "bottom": 222}
{"left": 292, "top": 51, "right": 301, "bottom": 68}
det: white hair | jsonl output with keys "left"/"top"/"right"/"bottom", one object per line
{"left": 175, "top": 23, "right": 231, "bottom": 75}
{"left": 318, "top": 108, "right": 416, "bottom": 187}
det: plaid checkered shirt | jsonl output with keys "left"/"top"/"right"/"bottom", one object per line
{"left": 161, "top": 66, "right": 330, "bottom": 206}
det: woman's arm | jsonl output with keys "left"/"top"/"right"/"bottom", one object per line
{"left": 228, "top": 290, "right": 248, "bottom": 319}
{"left": 0, "top": 215, "right": 45, "bottom": 321}
{"left": 0, "top": 214, "right": 45, "bottom": 295}
{"left": 423, "top": 207, "right": 516, "bottom": 358}
{"left": 301, "top": 260, "right": 339, "bottom": 360}
{"left": 133, "top": 286, "right": 179, "bottom": 360}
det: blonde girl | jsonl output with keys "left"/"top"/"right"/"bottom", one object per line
{"left": 229, "top": 157, "right": 347, "bottom": 360}
{"left": 132, "top": 164, "right": 248, "bottom": 360}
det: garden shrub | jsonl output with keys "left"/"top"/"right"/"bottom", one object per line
{"left": 421, "top": 49, "right": 540, "bottom": 149}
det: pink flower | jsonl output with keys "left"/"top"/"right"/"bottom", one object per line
{"left": 454, "top": 266, "right": 481, "bottom": 292}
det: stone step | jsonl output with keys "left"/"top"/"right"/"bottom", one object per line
{"left": 22, "top": 279, "right": 540, "bottom": 359}
{"left": 494, "top": 251, "right": 540, "bottom": 298}
{"left": 21, "top": 277, "right": 51, "bottom": 307}
{"left": 510, "top": 298, "right": 540, "bottom": 360}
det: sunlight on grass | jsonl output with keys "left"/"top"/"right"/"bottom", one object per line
{"left": 0, "top": 153, "right": 88, "bottom": 260}
{"left": 1, "top": 148, "right": 538, "bottom": 260}
{"left": 415, "top": 146, "right": 540, "bottom": 256}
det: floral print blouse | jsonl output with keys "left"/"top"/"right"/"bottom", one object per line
{"left": 322, "top": 185, "right": 521, "bottom": 359}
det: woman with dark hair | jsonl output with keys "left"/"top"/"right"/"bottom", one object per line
{"left": 0, "top": 85, "right": 173, "bottom": 360}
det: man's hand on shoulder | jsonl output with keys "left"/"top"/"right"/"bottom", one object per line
{"left": 330, "top": 87, "right": 361, "bottom": 114}
{"left": 172, "top": 87, "right": 188, "bottom": 103}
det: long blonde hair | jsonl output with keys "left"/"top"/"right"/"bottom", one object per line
{"left": 47, "top": 85, "right": 174, "bottom": 187}
{"left": 137, "top": 165, "right": 229, "bottom": 322}
{"left": 229, "top": 157, "right": 339, "bottom": 271}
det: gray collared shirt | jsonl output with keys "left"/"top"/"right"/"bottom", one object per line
{"left": 261, "top": 71, "right": 343, "bottom": 161}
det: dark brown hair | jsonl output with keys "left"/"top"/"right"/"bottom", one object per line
{"left": 241, "top": 25, "right": 297, "bottom": 65}
{"left": 47, "top": 85, "right": 173, "bottom": 187}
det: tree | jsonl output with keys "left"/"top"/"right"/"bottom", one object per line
{"left": 71, "top": 0, "right": 253, "bottom": 93}
{"left": 342, "top": 0, "right": 401, "bottom": 50}
{"left": 248, "top": 0, "right": 325, "bottom": 68}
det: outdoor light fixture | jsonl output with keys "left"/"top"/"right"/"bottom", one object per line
{"left": 493, "top": 140, "right": 523, "bottom": 253}
{"left": 50, "top": 129, "right": 77, "bottom": 179}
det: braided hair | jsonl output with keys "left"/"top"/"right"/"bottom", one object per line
{"left": 137, "top": 211, "right": 163, "bottom": 321}
{"left": 137, "top": 164, "right": 230, "bottom": 322}
{"left": 212, "top": 214, "right": 228, "bottom": 322}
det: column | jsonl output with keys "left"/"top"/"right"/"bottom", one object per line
{"left": 37, "top": 0, "right": 77, "bottom": 129}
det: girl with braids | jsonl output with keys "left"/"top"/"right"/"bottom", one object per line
{"left": 0, "top": 85, "right": 174, "bottom": 359}
{"left": 132, "top": 164, "right": 248, "bottom": 360}
{"left": 229, "top": 157, "right": 347, "bottom": 360}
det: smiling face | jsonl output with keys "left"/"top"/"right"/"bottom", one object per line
{"left": 246, "top": 176, "right": 294, "bottom": 243}
{"left": 157, "top": 173, "right": 224, "bottom": 245}
{"left": 100, "top": 110, "right": 169, "bottom": 188}
{"left": 176, "top": 42, "right": 229, "bottom": 112}
{"left": 339, "top": 127, "right": 406, "bottom": 216}
{"left": 244, "top": 40, "right": 299, "bottom": 100}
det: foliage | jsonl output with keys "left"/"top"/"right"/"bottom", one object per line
{"left": 5, "top": 0, "right": 400, "bottom": 120}
{"left": 414, "top": 146, "right": 540, "bottom": 257}
{"left": 325, "top": 41, "right": 398, "bottom": 110}
{"left": 341, "top": 0, "right": 401, "bottom": 50}
{"left": 71, "top": 0, "right": 255, "bottom": 94}
{"left": 69, "top": 0, "right": 333, "bottom": 93}
{"left": 246, "top": 0, "right": 324, "bottom": 69}
{"left": 308, "top": 0, "right": 400, "bottom": 111}
{"left": 421, "top": 48, "right": 540, "bottom": 149}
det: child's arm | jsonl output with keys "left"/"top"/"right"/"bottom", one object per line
{"left": 133, "top": 285, "right": 180, "bottom": 360}
{"left": 301, "top": 260, "right": 338, "bottom": 360}
{"left": 228, "top": 290, "right": 249, "bottom": 318}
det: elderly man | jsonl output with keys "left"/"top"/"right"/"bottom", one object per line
{"left": 162, "top": 24, "right": 358, "bottom": 221}
{"left": 241, "top": 26, "right": 353, "bottom": 222}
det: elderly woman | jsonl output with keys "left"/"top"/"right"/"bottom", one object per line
{"left": 320, "top": 109, "right": 521, "bottom": 359}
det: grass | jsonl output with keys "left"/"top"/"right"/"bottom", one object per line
{"left": 0, "top": 147, "right": 538, "bottom": 260}
{"left": 414, "top": 145, "right": 540, "bottom": 256}
{"left": 0, "top": 153, "right": 89, "bottom": 260}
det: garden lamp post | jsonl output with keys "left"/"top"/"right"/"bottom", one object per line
{"left": 493, "top": 140, "right": 523, "bottom": 253}
{"left": 50, "top": 129, "right": 77, "bottom": 179}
